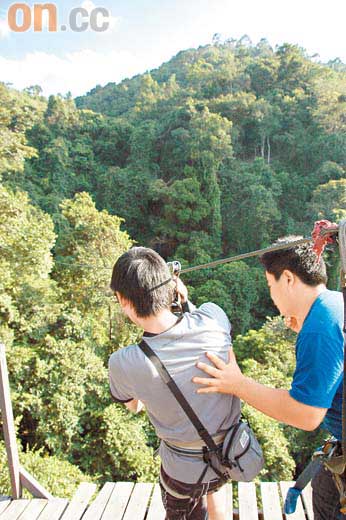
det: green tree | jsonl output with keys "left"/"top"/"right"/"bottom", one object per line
{"left": 8, "top": 336, "right": 108, "bottom": 456}
{"left": 312, "top": 68, "right": 346, "bottom": 133}
{"left": 97, "top": 166, "right": 156, "bottom": 244}
{"left": 0, "top": 83, "right": 43, "bottom": 178}
{"left": 246, "top": 56, "right": 279, "bottom": 97}
{"left": 54, "top": 192, "right": 132, "bottom": 319}
{"left": 191, "top": 262, "right": 261, "bottom": 336}
{"left": 150, "top": 103, "right": 233, "bottom": 258}
{"left": 313, "top": 161, "right": 344, "bottom": 186}
{"left": 93, "top": 118, "right": 132, "bottom": 168}
{"left": 307, "top": 179, "right": 346, "bottom": 223}
{"left": 0, "top": 184, "right": 57, "bottom": 345}
{"left": 78, "top": 405, "right": 160, "bottom": 484}
{"left": 220, "top": 158, "right": 281, "bottom": 254}
{"left": 149, "top": 177, "right": 210, "bottom": 257}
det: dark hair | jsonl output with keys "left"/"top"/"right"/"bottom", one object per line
{"left": 110, "top": 247, "right": 174, "bottom": 317}
{"left": 260, "top": 236, "right": 328, "bottom": 286}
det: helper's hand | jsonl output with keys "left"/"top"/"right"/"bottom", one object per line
{"left": 192, "top": 348, "right": 244, "bottom": 395}
{"left": 174, "top": 276, "right": 188, "bottom": 303}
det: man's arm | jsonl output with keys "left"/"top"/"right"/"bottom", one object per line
{"left": 109, "top": 351, "right": 141, "bottom": 411}
{"left": 193, "top": 350, "right": 327, "bottom": 431}
{"left": 125, "top": 399, "right": 145, "bottom": 413}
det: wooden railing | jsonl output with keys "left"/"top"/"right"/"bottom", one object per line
{"left": 0, "top": 343, "right": 52, "bottom": 500}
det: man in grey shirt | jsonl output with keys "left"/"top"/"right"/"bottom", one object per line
{"left": 109, "top": 247, "right": 240, "bottom": 520}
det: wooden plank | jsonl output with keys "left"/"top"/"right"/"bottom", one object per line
{"left": 122, "top": 483, "right": 153, "bottom": 520}
{"left": 146, "top": 484, "right": 165, "bottom": 520}
{"left": 301, "top": 483, "right": 314, "bottom": 520}
{"left": 0, "top": 499, "right": 30, "bottom": 519}
{"left": 82, "top": 482, "right": 115, "bottom": 520}
{"left": 18, "top": 499, "right": 47, "bottom": 520}
{"left": 0, "top": 497, "right": 11, "bottom": 515}
{"left": 60, "top": 483, "right": 97, "bottom": 520}
{"left": 279, "top": 482, "right": 306, "bottom": 520}
{"left": 36, "top": 498, "right": 68, "bottom": 520}
{"left": 238, "top": 482, "right": 258, "bottom": 520}
{"left": 0, "top": 344, "right": 22, "bottom": 498}
{"left": 101, "top": 482, "right": 134, "bottom": 520}
{"left": 260, "top": 482, "right": 283, "bottom": 520}
{"left": 224, "top": 482, "right": 233, "bottom": 520}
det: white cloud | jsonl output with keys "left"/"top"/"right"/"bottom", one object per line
{"left": 194, "top": 0, "right": 346, "bottom": 63}
{"left": 0, "top": 49, "right": 149, "bottom": 97}
{"left": 81, "top": 0, "right": 96, "bottom": 11}
{"left": 0, "top": 18, "right": 10, "bottom": 39}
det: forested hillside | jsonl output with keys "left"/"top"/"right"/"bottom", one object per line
{"left": 0, "top": 37, "right": 345, "bottom": 495}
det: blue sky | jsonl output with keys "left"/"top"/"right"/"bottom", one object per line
{"left": 0, "top": 0, "right": 345, "bottom": 97}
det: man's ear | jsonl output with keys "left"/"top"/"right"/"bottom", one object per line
{"left": 116, "top": 292, "right": 131, "bottom": 309}
{"left": 282, "top": 269, "right": 295, "bottom": 287}
{"left": 115, "top": 292, "right": 141, "bottom": 327}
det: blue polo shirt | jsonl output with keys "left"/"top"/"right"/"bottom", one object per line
{"left": 289, "top": 289, "right": 344, "bottom": 440}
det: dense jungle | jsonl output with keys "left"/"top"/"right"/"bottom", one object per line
{"left": 1, "top": 36, "right": 346, "bottom": 496}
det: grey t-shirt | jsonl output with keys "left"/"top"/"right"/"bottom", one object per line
{"left": 109, "top": 302, "right": 241, "bottom": 483}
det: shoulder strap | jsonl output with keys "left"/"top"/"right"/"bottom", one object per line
{"left": 138, "top": 339, "right": 219, "bottom": 453}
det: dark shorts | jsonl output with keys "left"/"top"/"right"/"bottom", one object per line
{"left": 159, "top": 465, "right": 225, "bottom": 520}
{"left": 312, "top": 464, "right": 346, "bottom": 520}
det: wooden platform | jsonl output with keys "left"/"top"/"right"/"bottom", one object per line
{"left": 0, "top": 480, "right": 313, "bottom": 519}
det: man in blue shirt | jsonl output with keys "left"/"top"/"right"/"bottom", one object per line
{"left": 193, "top": 237, "right": 344, "bottom": 519}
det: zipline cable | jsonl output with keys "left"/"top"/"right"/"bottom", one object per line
{"left": 180, "top": 237, "right": 312, "bottom": 274}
